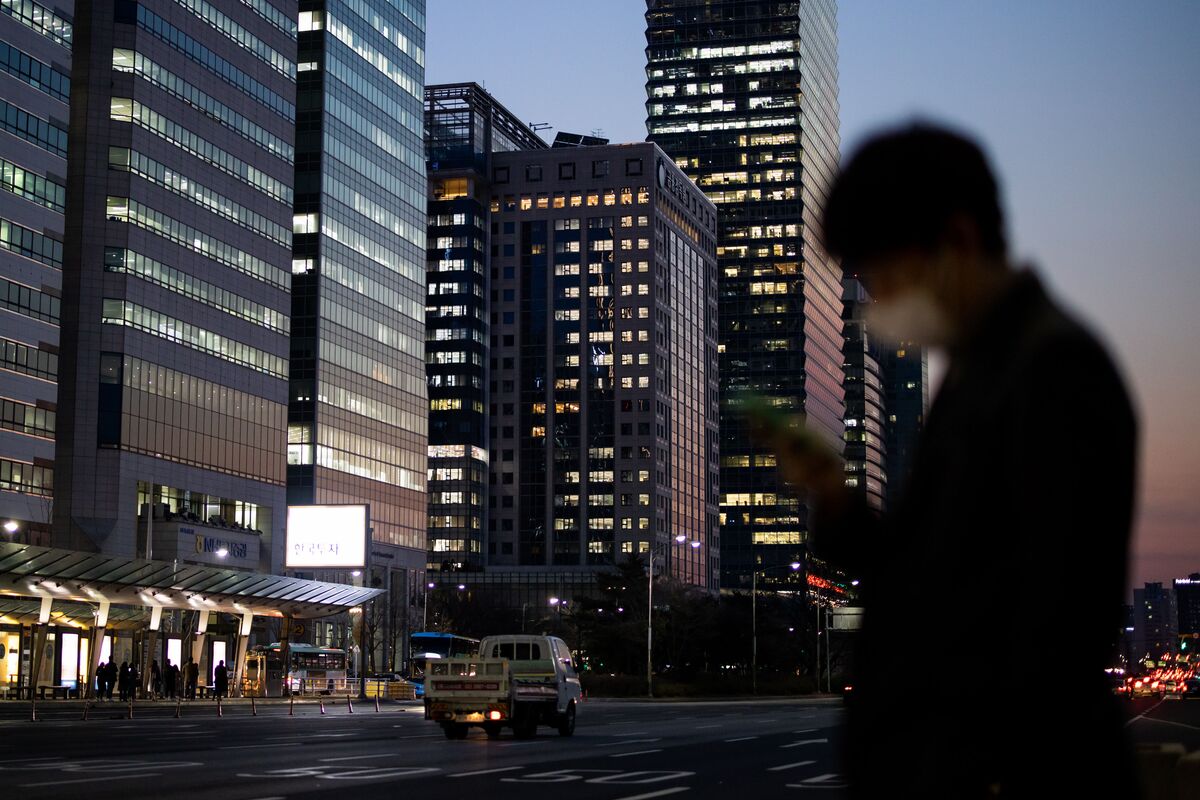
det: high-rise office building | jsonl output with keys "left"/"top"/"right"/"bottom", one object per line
{"left": 483, "top": 142, "right": 720, "bottom": 592}
{"left": 424, "top": 83, "right": 547, "bottom": 572}
{"left": 1132, "top": 582, "right": 1179, "bottom": 663}
{"left": 645, "top": 0, "right": 843, "bottom": 588}
{"left": 288, "top": 1, "right": 429, "bottom": 579}
{"left": 54, "top": 0, "right": 296, "bottom": 571}
{"left": 1174, "top": 573, "right": 1200, "bottom": 637}
{"left": 882, "top": 342, "right": 927, "bottom": 505}
{"left": 841, "top": 277, "right": 886, "bottom": 510}
{"left": 0, "top": 0, "right": 73, "bottom": 547}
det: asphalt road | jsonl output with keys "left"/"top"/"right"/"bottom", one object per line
{"left": 0, "top": 698, "right": 849, "bottom": 799}
{"left": 1125, "top": 695, "right": 1200, "bottom": 751}
{"left": 1, "top": 695, "right": 1196, "bottom": 799}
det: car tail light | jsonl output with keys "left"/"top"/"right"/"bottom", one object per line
{"left": 489, "top": 710, "right": 502, "bottom": 721}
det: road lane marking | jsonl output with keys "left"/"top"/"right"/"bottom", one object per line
{"left": 781, "top": 738, "right": 828, "bottom": 749}
{"left": 695, "top": 724, "right": 721, "bottom": 729}
{"left": 499, "top": 740, "right": 549, "bottom": 747}
{"left": 449, "top": 766, "right": 524, "bottom": 777}
{"left": 785, "top": 774, "right": 847, "bottom": 789}
{"left": 610, "top": 749, "right": 664, "bottom": 758}
{"left": 792, "top": 729, "right": 818, "bottom": 734}
{"left": 220, "top": 743, "right": 296, "bottom": 749}
{"left": 724, "top": 736, "right": 758, "bottom": 742}
{"left": 612, "top": 731, "right": 650, "bottom": 736}
{"left": 611, "top": 788, "right": 689, "bottom": 800}
{"left": 1124, "top": 699, "right": 1165, "bottom": 726}
{"left": 598, "top": 738, "right": 662, "bottom": 747}
{"left": 1129, "top": 716, "right": 1200, "bottom": 731}
{"left": 320, "top": 754, "right": 395, "bottom": 762}
{"left": 21, "top": 773, "right": 160, "bottom": 788}
{"left": 768, "top": 760, "right": 816, "bottom": 772}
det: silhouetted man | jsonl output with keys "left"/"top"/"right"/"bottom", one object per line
{"left": 765, "top": 123, "right": 1138, "bottom": 798}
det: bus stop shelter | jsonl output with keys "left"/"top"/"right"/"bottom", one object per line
{"left": 0, "top": 541, "right": 382, "bottom": 702}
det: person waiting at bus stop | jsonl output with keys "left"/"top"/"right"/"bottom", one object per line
{"left": 214, "top": 660, "right": 229, "bottom": 699}
{"left": 184, "top": 658, "right": 199, "bottom": 700}
{"left": 760, "top": 123, "right": 1139, "bottom": 798}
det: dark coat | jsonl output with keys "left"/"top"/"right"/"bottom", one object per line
{"left": 812, "top": 270, "right": 1139, "bottom": 799}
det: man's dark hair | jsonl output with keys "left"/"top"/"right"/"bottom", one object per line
{"left": 824, "top": 122, "right": 1007, "bottom": 266}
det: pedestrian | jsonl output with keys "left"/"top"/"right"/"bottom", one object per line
{"left": 150, "top": 659, "right": 162, "bottom": 699}
{"left": 164, "top": 659, "right": 176, "bottom": 699}
{"left": 104, "top": 658, "right": 117, "bottom": 700}
{"left": 214, "top": 660, "right": 228, "bottom": 699}
{"left": 185, "top": 659, "right": 199, "bottom": 701}
{"left": 95, "top": 660, "right": 104, "bottom": 700}
{"left": 764, "top": 123, "right": 1138, "bottom": 798}
{"left": 118, "top": 661, "right": 129, "bottom": 701}
{"left": 127, "top": 662, "right": 138, "bottom": 700}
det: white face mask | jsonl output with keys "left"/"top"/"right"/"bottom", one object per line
{"left": 865, "top": 289, "right": 953, "bottom": 347}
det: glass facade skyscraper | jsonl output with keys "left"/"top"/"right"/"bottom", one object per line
{"left": 0, "top": 0, "right": 73, "bottom": 547}
{"left": 288, "top": 1, "right": 428, "bottom": 571}
{"left": 841, "top": 276, "right": 886, "bottom": 511}
{"left": 645, "top": 0, "right": 843, "bottom": 589}
{"left": 424, "top": 83, "right": 547, "bottom": 572}
{"left": 54, "top": 0, "right": 295, "bottom": 569}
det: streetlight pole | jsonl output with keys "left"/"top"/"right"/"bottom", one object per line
{"left": 647, "top": 552, "right": 655, "bottom": 698}
{"left": 752, "top": 561, "right": 801, "bottom": 696}
{"left": 647, "top": 537, "right": 700, "bottom": 698}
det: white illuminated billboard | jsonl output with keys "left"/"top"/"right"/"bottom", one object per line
{"left": 286, "top": 504, "right": 368, "bottom": 568}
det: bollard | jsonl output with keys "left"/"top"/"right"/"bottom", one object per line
{"left": 347, "top": 693, "right": 354, "bottom": 714}
{"left": 128, "top": 695, "right": 134, "bottom": 720}
{"left": 82, "top": 700, "right": 90, "bottom": 721}
{"left": 175, "top": 695, "right": 182, "bottom": 719}
{"left": 217, "top": 694, "right": 223, "bottom": 718}
{"left": 289, "top": 691, "right": 294, "bottom": 717}
{"left": 319, "top": 696, "right": 325, "bottom": 715}
{"left": 375, "top": 693, "right": 380, "bottom": 713}
{"left": 251, "top": 694, "right": 257, "bottom": 716}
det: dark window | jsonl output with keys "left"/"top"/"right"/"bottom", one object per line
{"left": 592, "top": 160, "right": 609, "bottom": 178}
{"left": 558, "top": 162, "right": 575, "bottom": 180}
{"left": 493, "top": 166, "right": 509, "bottom": 183}
{"left": 525, "top": 164, "right": 542, "bottom": 182}
{"left": 625, "top": 158, "right": 643, "bottom": 176}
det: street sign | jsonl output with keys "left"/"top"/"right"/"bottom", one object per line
{"left": 830, "top": 607, "right": 864, "bottom": 631}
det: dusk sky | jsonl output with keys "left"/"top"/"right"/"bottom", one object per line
{"left": 426, "top": 1, "right": 1200, "bottom": 592}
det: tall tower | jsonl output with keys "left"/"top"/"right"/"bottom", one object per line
{"left": 424, "top": 83, "right": 548, "bottom": 573}
{"left": 288, "top": 1, "right": 429, "bottom": 577}
{"left": 55, "top": 0, "right": 295, "bottom": 570}
{"left": 645, "top": 0, "right": 843, "bottom": 589}
{"left": 0, "top": 0, "right": 73, "bottom": 546}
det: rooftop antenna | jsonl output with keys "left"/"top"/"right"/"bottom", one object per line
{"left": 591, "top": 128, "right": 605, "bottom": 139}
{"left": 529, "top": 122, "right": 552, "bottom": 132}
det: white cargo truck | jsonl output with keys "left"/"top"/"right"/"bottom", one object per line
{"left": 424, "top": 634, "right": 581, "bottom": 739}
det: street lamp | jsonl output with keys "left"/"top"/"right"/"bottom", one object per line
{"left": 3, "top": 520, "right": 18, "bottom": 534}
{"left": 752, "top": 560, "right": 802, "bottom": 695}
{"left": 422, "top": 581, "right": 435, "bottom": 631}
{"left": 647, "top": 537, "right": 703, "bottom": 697}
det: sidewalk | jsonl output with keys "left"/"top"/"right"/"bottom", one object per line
{"left": 0, "top": 695, "right": 423, "bottom": 722}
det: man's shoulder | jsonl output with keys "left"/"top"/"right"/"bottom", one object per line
{"left": 1007, "top": 273, "right": 1136, "bottom": 420}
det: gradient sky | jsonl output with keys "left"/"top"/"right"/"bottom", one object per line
{"left": 426, "top": 1, "right": 1200, "bottom": 593}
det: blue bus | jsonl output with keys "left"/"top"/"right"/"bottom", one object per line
{"left": 408, "top": 632, "right": 479, "bottom": 698}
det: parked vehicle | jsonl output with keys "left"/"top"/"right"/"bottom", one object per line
{"left": 424, "top": 634, "right": 581, "bottom": 739}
